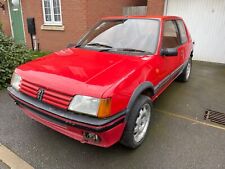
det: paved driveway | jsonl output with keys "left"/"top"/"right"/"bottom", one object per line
{"left": 0, "top": 61, "right": 225, "bottom": 169}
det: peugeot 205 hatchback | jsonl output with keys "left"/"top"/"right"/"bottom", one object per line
{"left": 8, "top": 16, "right": 193, "bottom": 149}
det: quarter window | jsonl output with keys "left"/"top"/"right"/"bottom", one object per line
{"left": 176, "top": 20, "right": 188, "bottom": 44}
{"left": 162, "top": 20, "right": 180, "bottom": 48}
{"left": 42, "top": 0, "right": 62, "bottom": 25}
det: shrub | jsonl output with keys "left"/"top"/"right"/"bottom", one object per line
{"left": 0, "top": 22, "right": 2, "bottom": 32}
{"left": 0, "top": 31, "right": 33, "bottom": 89}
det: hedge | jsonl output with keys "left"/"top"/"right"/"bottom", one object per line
{"left": 0, "top": 31, "right": 33, "bottom": 89}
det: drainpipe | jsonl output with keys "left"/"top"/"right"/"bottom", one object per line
{"left": 0, "top": 1, "right": 5, "bottom": 14}
{"left": 32, "top": 35, "right": 38, "bottom": 50}
{"left": 27, "top": 17, "right": 37, "bottom": 50}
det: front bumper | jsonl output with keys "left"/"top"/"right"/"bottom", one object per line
{"left": 8, "top": 87, "right": 126, "bottom": 147}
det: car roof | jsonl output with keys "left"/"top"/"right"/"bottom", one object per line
{"left": 102, "top": 15, "right": 183, "bottom": 21}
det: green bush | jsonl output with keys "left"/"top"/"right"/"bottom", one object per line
{"left": 0, "top": 22, "right": 2, "bottom": 32}
{"left": 0, "top": 31, "right": 33, "bottom": 89}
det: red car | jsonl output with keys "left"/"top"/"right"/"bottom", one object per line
{"left": 8, "top": 16, "right": 193, "bottom": 149}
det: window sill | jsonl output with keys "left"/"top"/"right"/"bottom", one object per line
{"left": 41, "top": 25, "right": 65, "bottom": 31}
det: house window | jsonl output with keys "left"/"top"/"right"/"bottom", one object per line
{"left": 42, "top": 0, "right": 62, "bottom": 25}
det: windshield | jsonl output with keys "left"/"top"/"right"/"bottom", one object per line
{"left": 78, "top": 19, "right": 160, "bottom": 54}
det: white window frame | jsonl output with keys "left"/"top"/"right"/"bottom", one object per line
{"left": 42, "top": 0, "right": 63, "bottom": 26}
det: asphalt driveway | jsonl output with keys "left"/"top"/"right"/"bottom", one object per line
{"left": 0, "top": 61, "right": 225, "bottom": 169}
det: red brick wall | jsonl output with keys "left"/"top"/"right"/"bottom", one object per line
{"left": 147, "top": 0, "right": 165, "bottom": 16}
{"left": 2, "top": 0, "right": 147, "bottom": 52}
{"left": 87, "top": 0, "right": 147, "bottom": 29}
{"left": 21, "top": 0, "right": 88, "bottom": 51}
{"left": 27, "top": 0, "right": 147, "bottom": 51}
{"left": 0, "top": 0, "right": 11, "bottom": 36}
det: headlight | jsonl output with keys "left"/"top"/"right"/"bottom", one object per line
{"left": 11, "top": 72, "right": 22, "bottom": 91}
{"left": 68, "top": 95, "right": 111, "bottom": 118}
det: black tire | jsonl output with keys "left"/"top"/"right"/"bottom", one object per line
{"left": 177, "top": 58, "right": 192, "bottom": 82}
{"left": 120, "top": 95, "right": 152, "bottom": 149}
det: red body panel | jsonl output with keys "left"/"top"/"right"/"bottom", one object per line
{"left": 10, "top": 16, "right": 193, "bottom": 147}
{"left": 20, "top": 105, "right": 125, "bottom": 147}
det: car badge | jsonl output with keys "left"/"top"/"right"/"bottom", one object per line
{"left": 37, "top": 88, "right": 45, "bottom": 101}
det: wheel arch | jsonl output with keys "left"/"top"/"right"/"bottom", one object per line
{"left": 126, "top": 81, "right": 154, "bottom": 120}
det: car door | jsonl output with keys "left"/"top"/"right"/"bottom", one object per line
{"left": 148, "top": 19, "right": 183, "bottom": 94}
{"left": 161, "top": 20, "right": 183, "bottom": 74}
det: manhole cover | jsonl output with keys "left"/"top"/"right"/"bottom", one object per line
{"left": 204, "top": 109, "right": 225, "bottom": 125}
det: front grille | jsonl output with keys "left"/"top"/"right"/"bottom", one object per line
{"left": 204, "top": 109, "right": 225, "bottom": 126}
{"left": 20, "top": 80, "right": 72, "bottom": 109}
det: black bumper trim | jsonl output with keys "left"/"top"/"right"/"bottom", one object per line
{"left": 8, "top": 87, "right": 126, "bottom": 131}
{"left": 20, "top": 102, "right": 125, "bottom": 132}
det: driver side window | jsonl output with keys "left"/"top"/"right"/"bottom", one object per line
{"left": 162, "top": 20, "right": 180, "bottom": 49}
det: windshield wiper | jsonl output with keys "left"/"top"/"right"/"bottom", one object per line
{"left": 75, "top": 44, "right": 82, "bottom": 48}
{"left": 86, "top": 43, "right": 113, "bottom": 49}
{"left": 116, "top": 48, "right": 151, "bottom": 53}
{"left": 98, "top": 47, "right": 153, "bottom": 54}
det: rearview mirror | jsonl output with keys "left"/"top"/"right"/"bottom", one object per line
{"left": 160, "top": 48, "right": 178, "bottom": 56}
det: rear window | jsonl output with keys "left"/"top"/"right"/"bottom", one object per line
{"left": 176, "top": 20, "right": 188, "bottom": 44}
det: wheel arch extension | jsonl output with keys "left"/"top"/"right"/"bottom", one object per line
{"left": 126, "top": 81, "right": 154, "bottom": 120}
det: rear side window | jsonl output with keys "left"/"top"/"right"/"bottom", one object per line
{"left": 162, "top": 20, "right": 180, "bottom": 48}
{"left": 176, "top": 20, "right": 188, "bottom": 44}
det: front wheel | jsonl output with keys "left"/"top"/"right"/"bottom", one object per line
{"left": 120, "top": 95, "right": 152, "bottom": 149}
{"left": 177, "top": 58, "right": 192, "bottom": 82}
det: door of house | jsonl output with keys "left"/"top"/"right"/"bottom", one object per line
{"left": 8, "top": 0, "right": 25, "bottom": 43}
{"left": 123, "top": 6, "right": 147, "bottom": 16}
{"left": 165, "top": 0, "right": 225, "bottom": 64}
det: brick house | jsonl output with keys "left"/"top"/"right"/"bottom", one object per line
{"left": 0, "top": 0, "right": 164, "bottom": 52}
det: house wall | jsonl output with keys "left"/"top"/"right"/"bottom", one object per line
{"left": 147, "top": 0, "right": 165, "bottom": 15}
{"left": 0, "top": 0, "right": 11, "bottom": 36}
{"left": 86, "top": 0, "right": 147, "bottom": 29}
{"left": 21, "top": 0, "right": 147, "bottom": 52}
{"left": 1, "top": 0, "right": 147, "bottom": 51}
{"left": 21, "top": 0, "right": 88, "bottom": 51}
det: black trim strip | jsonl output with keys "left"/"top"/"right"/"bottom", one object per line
{"left": 154, "top": 60, "right": 188, "bottom": 94}
{"left": 19, "top": 102, "right": 124, "bottom": 132}
{"left": 125, "top": 60, "right": 188, "bottom": 119}
{"left": 8, "top": 87, "right": 126, "bottom": 127}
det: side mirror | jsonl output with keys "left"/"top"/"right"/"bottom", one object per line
{"left": 66, "top": 43, "right": 76, "bottom": 48}
{"left": 160, "top": 48, "right": 178, "bottom": 56}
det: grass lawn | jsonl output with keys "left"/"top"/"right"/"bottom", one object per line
{"left": 30, "top": 50, "right": 51, "bottom": 60}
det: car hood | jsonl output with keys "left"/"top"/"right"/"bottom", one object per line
{"left": 17, "top": 48, "right": 147, "bottom": 97}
